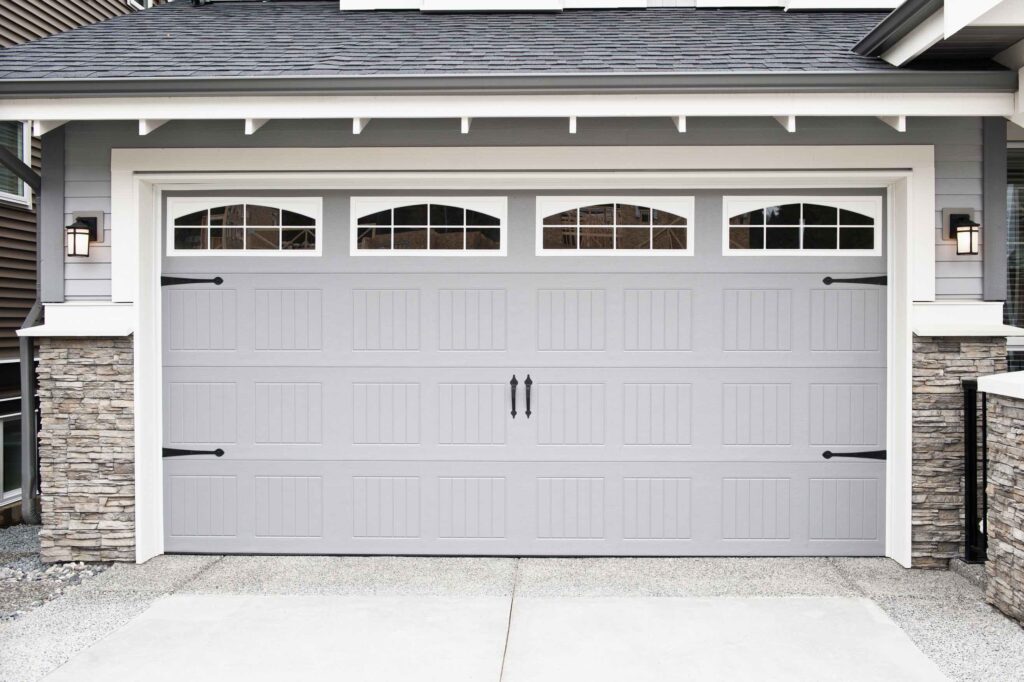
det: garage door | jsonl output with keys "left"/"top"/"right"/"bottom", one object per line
{"left": 162, "top": 191, "right": 886, "bottom": 555}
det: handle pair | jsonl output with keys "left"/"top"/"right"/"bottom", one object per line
{"left": 510, "top": 375, "right": 532, "bottom": 419}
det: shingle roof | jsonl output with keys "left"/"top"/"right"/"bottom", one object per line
{"left": 0, "top": 1, "right": 903, "bottom": 82}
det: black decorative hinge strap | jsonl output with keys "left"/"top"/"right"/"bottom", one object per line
{"left": 161, "top": 276, "right": 224, "bottom": 287}
{"left": 822, "top": 276, "right": 887, "bottom": 286}
{"left": 822, "top": 450, "right": 886, "bottom": 460}
{"left": 162, "top": 448, "right": 225, "bottom": 458}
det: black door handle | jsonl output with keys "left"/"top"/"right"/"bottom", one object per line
{"left": 822, "top": 449, "right": 886, "bottom": 460}
{"left": 525, "top": 375, "right": 532, "bottom": 418}
{"left": 162, "top": 447, "right": 225, "bottom": 458}
{"left": 822, "top": 276, "right": 887, "bottom": 286}
{"left": 510, "top": 375, "right": 518, "bottom": 419}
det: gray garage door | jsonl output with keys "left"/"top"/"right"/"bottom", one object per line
{"left": 162, "top": 191, "right": 886, "bottom": 556}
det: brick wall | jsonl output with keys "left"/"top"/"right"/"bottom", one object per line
{"left": 37, "top": 336, "right": 134, "bottom": 563}
{"left": 912, "top": 336, "right": 1006, "bottom": 568}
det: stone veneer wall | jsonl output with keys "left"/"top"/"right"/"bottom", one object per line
{"left": 987, "top": 394, "right": 1024, "bottom": 622}
{"left": 912, "top": 336, "right": 1006, "bottom": 569}
{"left": 37, "top": 336, "right": 135, "bottom": 563}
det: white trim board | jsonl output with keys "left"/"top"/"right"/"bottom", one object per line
{"left": 107, "top": 144, "right": 929, "bottom": 567}
{"left": 5, "top": 91, "right": 1015, "bottom": 126}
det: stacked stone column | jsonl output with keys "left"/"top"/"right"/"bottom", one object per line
{"left": 36, "top": 336, "right": 135, "bottom": 562}
{"left": 911, "top": 336, "right": 1006, "bottom": 568}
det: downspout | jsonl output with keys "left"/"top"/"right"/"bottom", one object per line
{"left": 0, "top": 143, "right": 42, "bottom": 524}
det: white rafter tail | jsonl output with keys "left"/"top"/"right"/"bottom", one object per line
{"left": 774, "top": 115, "right": 797, "bottom": 133}
{"left": 879, "top": 115, "right": 907, "bottom": 132}
{"left": 138, "top": 119, "right": 168, "bottom": 136}
{"left": 460, "top": 116, "right": 472, "bottom": 134}
{"left": 352, "top": 117, "right": 370, "bottom": 135}
{"left": 568, "top": 116, "right": 578, "bottom": 134}
{"left": 32, "top": 120, "right": 68, "bottom": 137}
{"left": 671, "top": 116, "right": 687, "bottom": 133}
{"left": 245, "top": 118, "right": 269, "bottom": 135}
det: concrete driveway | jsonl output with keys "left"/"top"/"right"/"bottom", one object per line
{"left": 2, "top": 555, "right": 1023, "bottom": 681}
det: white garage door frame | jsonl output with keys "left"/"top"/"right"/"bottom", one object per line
{"left": 107, "top": 145, "right": 934, "bottom": 566}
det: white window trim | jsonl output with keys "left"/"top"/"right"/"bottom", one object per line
{"left": 0, "top": 121, "right": 32, "bottom": 208}
{"left": 350, "top": 196, "right": 507, "bottom": 257}
{"left": 722, "top": 195, "right": 883, "bottom": 257}
{"left": 536, "top": 196, "right": 695, "bottom": 257}
{"left": 166, "top": 196, "right": 323, "bottom": 257}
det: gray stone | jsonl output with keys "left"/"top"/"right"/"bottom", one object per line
{"left": 984, "top": 394, "right": 1024, "bottom": 624}
{"left": 36, "top": 337, "right": 134, "bottom": 563}
{"left": 911, "top": 336, "right": 1006, "bottom": 569}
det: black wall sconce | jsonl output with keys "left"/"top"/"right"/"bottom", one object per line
{"left": 65, "top": 219, "right": 92, "bottom": 257}
{"left": 943, "top": 208, "right": 981, "bottom": 256}
{"left": 65, "top": 212, "right": 103, "bottom": 258}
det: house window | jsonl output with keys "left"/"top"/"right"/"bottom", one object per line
{"left": 1007, "top": 150, "right": 1024, "bottom": 355}
{"left": 351, "top": 197, "right": 507, "bottom": 256}
{"left": 0, "top": 122, "right": 31, "bottom": 207}
{"left": 167, "top": 198, "right": 322, "bottom": 256}
{"left": 536, "top": 197, "right": 694, "bottom": 256}
{"left": 0, "top": 412, "right": 21, "bottom": 505}
{"left": 723, "top": 197, "right": 881, "bottom": 256}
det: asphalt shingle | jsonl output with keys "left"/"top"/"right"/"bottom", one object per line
{"left": 0, "top": 1, "right": 904, "bottom": 81}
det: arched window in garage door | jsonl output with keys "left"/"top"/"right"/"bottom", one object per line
{"left": 724, "top": 196, "right": 881, "bottom": 256}
{"left": 536, "top": 196, "right": 694, "bottom": 255}
{"left": 351, "top": 197, "right": 507, "bottom": 255}
{"left": 167, "top": 197, "right": 323, "bottom": 256}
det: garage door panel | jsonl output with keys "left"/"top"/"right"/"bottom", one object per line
{"left": 164, "top": 274, "right": 884, "bottom": 370}
{"left": 163, "top": 191, "right": 886, "bottom": 557}
{"left": 163, "top": 459, "right": 883, "bottom": 555}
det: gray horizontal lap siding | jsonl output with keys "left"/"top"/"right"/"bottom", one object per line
{"left": 63, "top": 117, "right": 983, "bottom": 301}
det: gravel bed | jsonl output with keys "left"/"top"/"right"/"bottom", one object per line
{"left": 0, "top": 525, "right": 108, "bottom": 621}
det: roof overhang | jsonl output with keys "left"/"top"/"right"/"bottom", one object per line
{"left": 1, "top": 88, "right": 1016, "bottom": 140}
{"left": 0, "top": 70, "right": 1015, "bottom": 99}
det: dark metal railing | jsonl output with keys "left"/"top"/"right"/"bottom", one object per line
{"left": 963, "top": 379, "right": 988, "bottom": 563}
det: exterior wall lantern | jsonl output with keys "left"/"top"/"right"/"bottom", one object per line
{"left": 955, "top": 219, "right": 981, "bottom": 256}
{"left": 65, "top": 219, "right": 92, "bottom": 257}
{"left": 65, "top": 212, "right": 103, "bottom": 258}
{"left": 943, "top": 208, "right": 981, "bottom": 256}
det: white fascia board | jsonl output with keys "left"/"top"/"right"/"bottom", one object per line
{"left": 17, "top": 302, "right": 135, "bottom": 337}
{"left": 0, "top": 91, "right": 1014, "bottom": 123}
{"left": 945, "top": 0, "right": 1010, "bottom": 36}
{"left": 978, "top": 371, "right": 1024, "bottom": 400}
{"left": 881, "top": 8, "right": 944, "bottom": 67}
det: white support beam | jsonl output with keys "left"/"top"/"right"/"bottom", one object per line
{"left": 352, "top": 117, "right": 370, "bottom": 135}
{"left": 879, "top": 115, "right": 907, "bottom": 132}
{"left": 568, "top": 116, "right": 578, "bottom": 134}
{"left": 774, "top": 115, "right": 797, "bottom": 133}
{"left": 460, "top": 116, "right": 471, "bottom": 134}
{"left": 31, "top": 120, "right": 67, "bottom": 137}
{"left": 244, "top": 118, "right": 268, "bottom": 135}
{"left": 138, "top": 119, "right": 168, "bottom": 136}
{"left": 671, "top": 116, "right": 686, "bottom": 133}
